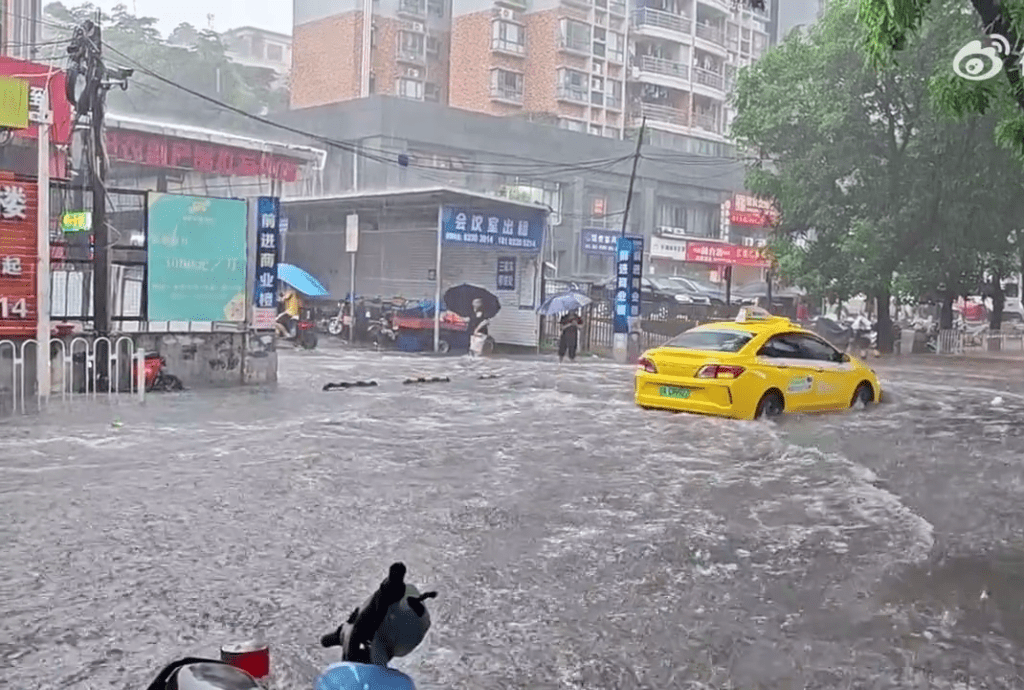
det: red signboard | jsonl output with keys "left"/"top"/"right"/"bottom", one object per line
{"left": 686, "top": 240, "right": 769, "bottom": 267}
{"left": 729, "top": 194, "right": 779, "bottom": 227}
{"left": 0, "top": 174, "right": 38, "bottom": 337}
{"left": 105, "top": 129, "right": 303, "bottom": 182}
{"left": 0, "top": 57, "right": 73, "bottom": 145}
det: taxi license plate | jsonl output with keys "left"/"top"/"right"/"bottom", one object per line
{"left": 659, "top": 386, "right": 691, "bottom": 399}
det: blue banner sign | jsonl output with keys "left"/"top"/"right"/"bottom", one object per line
{"left": 254, "top": 197, "right": 280, "bottom": 324}
{"left": 441, "top": 206, "right": 545, "bottom": 251}
{"left": 496, "top": 256, "right": 516, "bottom": 291}
{"left": 147, "top": 193, "right": 248, "bottom": 322}
{"left": 613, "top": 236, "right": 644, "bottom": 334}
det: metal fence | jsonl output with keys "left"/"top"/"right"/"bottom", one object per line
{"left": 49, "top": 181, "right": 148, "bottom": 327}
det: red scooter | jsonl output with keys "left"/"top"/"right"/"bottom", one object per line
{"left": 144, "top": 353, "right": 184, "bottom": 392}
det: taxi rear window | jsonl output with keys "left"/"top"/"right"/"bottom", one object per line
{"left": 664, "top": 329, "right": 754, "bottom": 353}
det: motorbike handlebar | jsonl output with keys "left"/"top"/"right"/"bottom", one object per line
{"left": 320, "top": 629, "right": 343, "bottom": 648}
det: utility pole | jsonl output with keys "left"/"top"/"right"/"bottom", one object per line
{"left": 619, "top": 117, "right": 645, "bottom": 238}
{"left": 66, "top": 16, "right": 132, "bottom": 336}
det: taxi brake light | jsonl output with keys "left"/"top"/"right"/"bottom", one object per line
{"left": 638, "top": 356, "right": 657, "bottom": 373}
{"left": 696, "top": 364, "right": 746, "bottom": 379}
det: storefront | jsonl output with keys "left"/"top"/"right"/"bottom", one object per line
{"left": 648, "top": 234, "right": 689, "bottom": 274}
{"left": 722, "top": 193, "right": 777, "bottom": 284}
{"left": 282, "top": 188, "right": 549, "bottom": 350}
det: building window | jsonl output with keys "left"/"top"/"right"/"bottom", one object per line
{"left": 400, "top": 31, "right": 425, "bottom": 57}
{"left": 396, "top": 78, "right": 424, "bottom": 100}
{"left": 490, "top": 69, "right": 524, "bottom": 102}
{"left": 266, "top": 44, "right": 284, "bottom": 62}
{"left": 424, "top": 82, "right": 440, "bottom": 101}
{"left": 556, "top": 68, "right": 587, "bottom": 102}
{"left": 559, "top": 19, "right": 590, "bottom": 52}
{"left": 491, "top": 21, "right": 524, "bottom": 54}
{"left": 427, "top": 0, "right": 445, "bottom": 17}
{"left": 426, "top": 35, "right": 440, "bottom": 53}
{"left": 657, "top": 202, "right": 689, "bottom": 232}
{"left": 559, "top": 118, "right": 585, "bottom": 133}
{"left": 607, "top": 31, "right": 624, "bottom": 63}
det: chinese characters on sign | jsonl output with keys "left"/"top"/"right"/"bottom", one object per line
{"left": 0, "top": 175, "right": 38, "bottom": 337}
{"left": 685, "top": 240, "right": 769, "bottom": 267}
{"left": 441, "top": 206, "right": 546, "bottom": 251}
{"left": 613, "top": 236, "right": 644, "bottom": 335}
{"left": 580, "top": 229, "right": 644, "bottom": 255}
{"left": 649, "top": 236, "right": 687, "bottom": 262}
{"left": 496, "top": 257, "right": 516, "bottom": 291}
{"left": 728, "top": 194, "right": 779, "bottom": 227}
{"left": 254, "top": 197, "right": 281, "bottom": 329}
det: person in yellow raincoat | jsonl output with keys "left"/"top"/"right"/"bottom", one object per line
{"left": 275, "top": 285, "right": 303, "bottom": 338}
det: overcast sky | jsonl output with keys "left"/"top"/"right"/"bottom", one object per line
{"left": 85, "top": 0, "right": 292, "bottom": 36}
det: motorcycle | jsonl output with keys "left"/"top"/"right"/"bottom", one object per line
{"left": 144, "top": 562, "right": 436, "bottom": 690}
{"left": 368, "top": 314, "right": 398, "bottom": 351}
{"left": 144, "top": 353, "right": 184, "bottom": 392}
{"left": 280, "top": 316, "right": 319, "bottom": 350}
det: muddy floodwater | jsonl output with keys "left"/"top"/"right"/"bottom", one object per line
{"left": 2, "top": 350, "right": 1023, "bottom": 689}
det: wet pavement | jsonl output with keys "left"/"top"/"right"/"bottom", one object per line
{"left": 2, "top": 349, "right": 1024, "bottom": 689}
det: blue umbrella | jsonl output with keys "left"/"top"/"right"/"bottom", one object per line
{"left": 537, "top": 291, "right": 592, "bottom": 316}
{"left": 277, "top": 263, "right": 328, "bottom": 296}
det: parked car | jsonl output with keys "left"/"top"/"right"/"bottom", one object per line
{"left": 663, "top": 276, "right": 723, "bottom": 306}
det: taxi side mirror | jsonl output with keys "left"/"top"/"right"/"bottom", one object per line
{"left": 835, "top": 352, "right": 850, "bottom": 363}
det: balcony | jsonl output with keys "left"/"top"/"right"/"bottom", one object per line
{"left": 695, "top": 23, "right": 726, "bottom": 47}
{"left": 490, "top": 85, "right": 524, "bottom": 104}
{"left": 491, "top": 37, "right": 526, "bottom": 56}
{"left": 496, "top": 0, "right": 527, "bottom": 9}
{"left": 559, "top": 35, "right": 591, "bottom": 54}
{"left": 609, "top": 0, "right": 627, "bottom": 15}
{"left": 561, "top": 0, "right": 592, "bottom": 8}
{"left": 557, "top": 85, "right": 589, "bottom": 104}
{"left": 635, "top": 55, "right": 689, "bottom": 81}
{"left": 634, "top": 101, "right": 688, "bottom": 127}
{"left": 605, "top": 93, "right": 622, "bottom": 109}
{"left": 692, "top": 110, "right": 721, "bottom": 133}
{"left": 397, "top": 49, "right": 426, "bottom": 65}
{"left": 631, "top": 8, "right": 691, "bottom": 35}
{"left": 398, "top": 0, "right": 426, "bottom": 17}
{"left": 692, "top": 66, "right": 725, "bottom": 91}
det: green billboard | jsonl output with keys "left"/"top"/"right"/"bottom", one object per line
{"left": 147, "top": 193, "right": 248, "bottom": 322}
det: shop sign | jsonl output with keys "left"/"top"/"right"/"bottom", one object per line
{"left": 0, "top": 175, "right": 38, "bottom": 337}
{"left": 650, "top": 236, "right": 687, "bottom": 261}
{"left": 729, "top": 194, "right": 779, "bottom": 227}
{"left": 686, "top": 240, "right": 769, "bottom": 267}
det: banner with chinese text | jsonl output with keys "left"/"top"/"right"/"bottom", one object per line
{"left": 0, "top": 174, "right": 37, "bottom": 337}
{"left": 685, "top": 240, "right": 768, "bottom": 267}
{"left": 613, "top": 236, "right": 644, "bottom": 334}
{"left": 441, "top": 206, "right": 546, "bottom": 251}
{"left": 147, "top": 193, "right": 248, "bottom": 322}
{"left": 253, "top": 197, "right": 280, "bottom": 329}
{"left": 496, "top": 256, "right": 516, "bottom": 291}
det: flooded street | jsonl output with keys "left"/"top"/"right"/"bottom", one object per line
{"left": 2, "top": 350, "right": 1024, "bottom": 689}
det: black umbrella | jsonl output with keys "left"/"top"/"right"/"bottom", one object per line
{"left": 443, "top": 284, "right": 502, "bottom": 319}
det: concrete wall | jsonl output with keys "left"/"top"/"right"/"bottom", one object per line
{"left": 135, "top": 332, "right": 278, "bottom": 388}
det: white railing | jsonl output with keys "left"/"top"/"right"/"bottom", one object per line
{"left": 695, "top": 23, "right": 726, "bottom": 46}
{"left": 636, "top": 55, "right": 689, "bottom": 80}
{"left": 631, "top": 8, "right": 691, "bottom": 34}
{"left": 692, "top": 66, "right": 725, "bottom": 90}
{"left": 935, "top": 329, "right": 965, "bottom": 355}
{"left": 0, "top": 336, "right": 145, "bottom": 415}
{"left": 634, "top": 101, "right": 688, "bottom": 127}
{"left": 557, "top": 85, "right": 589, "bottom": 103}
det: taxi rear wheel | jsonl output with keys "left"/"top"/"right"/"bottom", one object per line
{"left": 755, "top": 390, "right": 784, "bottom": 420}
{"left": 851, "top": 382, "right": 874, "bottom": 408}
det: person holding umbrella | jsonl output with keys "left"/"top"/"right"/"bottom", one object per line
{"left": 467, "top": 298, "right": 492, "bottom": 356}
{"left": 558, "top": 310, "right": 584, "bottom": 363}
{"left": 442, "top": 284, "right": 502, "bottom": 357}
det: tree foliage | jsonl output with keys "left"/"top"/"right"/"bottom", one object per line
{"left": 731, "top": 0, "right": 1024, "bottom": 344}
{"left": 44, "top": 2, "right": 288, "bottom": 127}
{"left": 858, "top": 0, "right": 1024, "bottom": 162}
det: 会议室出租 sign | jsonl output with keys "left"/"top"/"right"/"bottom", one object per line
{"left": 146, "top": 193, "right": 249, "bottom": 322}
{"left": 441, "top": 206, "right": 545, "bottom": 251}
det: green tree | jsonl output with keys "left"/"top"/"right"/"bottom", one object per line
{"left": 858, "top": 0, "right": 1024, "bottom": 161}
{"left": 44, "top": 2, "right": 288, "bottom": 126}
{"left": 732, "top": 0, "right": 1022, "bottom": 348}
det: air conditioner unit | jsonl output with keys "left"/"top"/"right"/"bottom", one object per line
{"left": 742, "top": 236, "right": 754, "bottom": 246}
{"left": 410, "top": 21, "right": 425, "bottom": 32}
{"left": 405, "top": 67, "right": 422, "bottom": 77}
{"left": 657, "top": 225, "right": 686, "bottom": 236}
{"left": 755, "top": 238, "right": 768, "bottom": 247}
{"left": 496, "top": 7, "right": 520, "bottom": 20}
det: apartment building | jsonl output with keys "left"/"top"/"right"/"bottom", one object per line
{"left": 222, "top": 26, "right": 292, "bottom": 76}
{"left": 292, "top": 0, "right": 452, "bottom": 107}
{"left": 2, "top": 0, "right": 42, "bottom": 60}
{"left": 293, "top": 0, "right": 770, "bottom": 150}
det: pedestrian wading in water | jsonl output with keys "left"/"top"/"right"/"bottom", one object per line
{"left": 559, "top": 310, "right": 583, "bottom": 362}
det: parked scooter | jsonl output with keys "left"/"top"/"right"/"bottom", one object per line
{"left": 143, "top": 563, "right": 436, "bottom": 690}
{"left": 368, "top": 313, "right": 398, "bottom": 350}
{"left": 144, "top": 353, "right": 184, "bottom": 392}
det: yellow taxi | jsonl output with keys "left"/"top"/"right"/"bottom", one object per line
{"left": 634, "top": 307, "right": 882, "bottom": 420}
